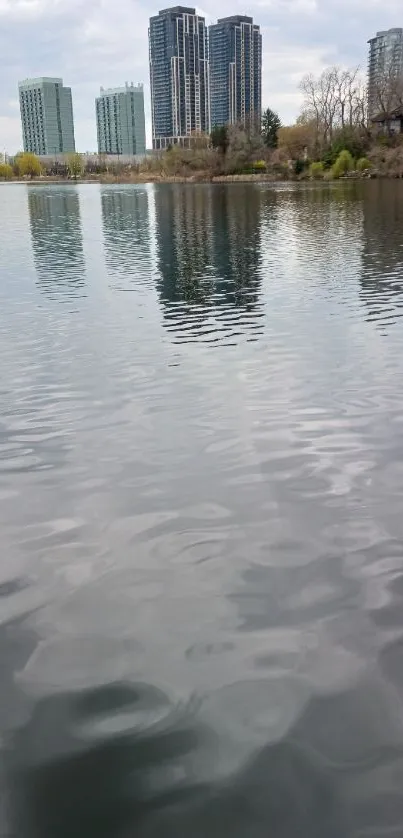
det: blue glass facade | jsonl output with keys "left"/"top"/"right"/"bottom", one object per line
{"left": 209, "top": 16, "right": 262, "bottom": 129}
{"left": 149, "top": 6, "right": 210, "bottom": 149}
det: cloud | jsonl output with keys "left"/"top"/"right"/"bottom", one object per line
{"left": 1, "top": 0, "right": 402, "bottom": 152}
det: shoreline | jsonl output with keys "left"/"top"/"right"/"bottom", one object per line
{"left": 0, "top": 172, "right": 401, "bottom": 186}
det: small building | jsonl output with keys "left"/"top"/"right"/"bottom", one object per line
{"left": 371, "top": 106, "right": 403, "bottom": 135}
{"left": 96, "top": 83, "right": 146, "bottom": 156}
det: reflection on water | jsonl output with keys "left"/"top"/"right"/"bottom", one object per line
{"left": 101, "top": 188, "right": 152, "bottom": 290}
{"left": 28, "top": 188, "right": 85, "bottom": 299}
{"left": 361, "top": 180, "right": 403, "bottom": 330}
{"left": 2, "top": 182, "right": 403, "bottom": 837}
{"left": 154, "top": 185, "right": 264, "bottom": 343}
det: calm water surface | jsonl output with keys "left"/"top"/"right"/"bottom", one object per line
{"left": 1, "top": 181, "right": 403, "bottom": 837}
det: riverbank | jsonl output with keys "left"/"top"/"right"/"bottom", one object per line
{"left": 3, "top": 167, "right": 403, "bottom": 186}
{"left": 3, "top": 136, "right": 403, "bottom": 184}
{"left": 2, "top": 171, "right": 401, "bottom": 185}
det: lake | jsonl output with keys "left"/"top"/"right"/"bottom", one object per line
{"left": 1, "top": 181, "right": 403, "bottom": 837}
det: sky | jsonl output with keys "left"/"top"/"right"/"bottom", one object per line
{"left": 0, "top": 0, "right": 402, "bottom": 153}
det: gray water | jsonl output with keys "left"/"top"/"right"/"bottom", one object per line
{"left": 1, "top": 181, "right": 403, "bottom": 837}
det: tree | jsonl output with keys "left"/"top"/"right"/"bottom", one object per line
{"left": 15, "top": 152, "right": 41, "bottom": 178}
{"left": 67, "top": 153, "right": 84, "bottom": 180}
{"left": 369, "top": 62, "right": 403, "bottom": 133}
{"left": 224, "top": 122, "right": 265, "bottom": 173}
{"left": 262, "top": 107, "right": 281, "bottom": 148}
{"left": 277, "top": 123, "right": 317, "bottom": 159}
{"left": 300, "top": 66, "right": 367, "bottom": 147}
{"left": 210, "top": 125, "right": 229, "bottom": 154}
{"left": 0, "top": 162, "right": 13, "bottom": 180}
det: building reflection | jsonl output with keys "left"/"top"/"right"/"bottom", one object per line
{"left": 360, "top": 181, "right": 403, "bottom": 330}
{"left": 101, "top": 188, "right": 152, "bottom": 289}
{"left": 153, "top": 185, "right": 264, "bottom": 343}
{"left": 28, "top": 189, "right": 85, "bottom": 299}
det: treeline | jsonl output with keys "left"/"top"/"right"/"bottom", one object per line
{"left": 279, "top": 63, "right": 403, "bottom": 178}
{"left": 0, "top": 152, "right": 87, "bottom": 180}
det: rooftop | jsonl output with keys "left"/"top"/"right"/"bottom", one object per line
{"left": 368, "top": 28, "right": 403, "bottom": 43}
{"left": 18, "top": 77, "right": 64, "bottom": 87}
{"left": 98, "top": 82, "right": 144, "bottom": 96}
{"left": 158, "top": 6, "right": 196, "bottom": 15}
{"left": 371, "top": 105, "right": 403, "bottom": 122}
{"left": 217, "top": 15, "right": 254, "bottom": 24}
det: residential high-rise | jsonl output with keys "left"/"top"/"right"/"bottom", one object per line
{"left": 18, "top": 77, "right": 75, "bottom": 156}
{"left": 209, "top": 15, "right": 262, "bottom": 129}
{"left": 96, "top": 83, "right": 146, "bottom": 156}
{"left": 368, "top": 28, "right": 403, "bottom": 115}
{"left": 149, "top": 6, "right": 210, "bottom": 150}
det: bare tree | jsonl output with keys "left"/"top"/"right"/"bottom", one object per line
{"left": 300, "top": 66, "right": 367, "bottom": 145}
{"left": 370, "top": 64, "right": 403, "bottom": 119}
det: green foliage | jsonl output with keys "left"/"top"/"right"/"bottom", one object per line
{"left": 15, "top": 152, "right": 41, "bottom": 178}
{"left": 356, "top": 157, "right": 372, "bottom": 172}
{"left": 0, "top": 162, "right": 13, "bottom": 180}
{"left": 310, "top": 161, "right": 324, "bottom": 179}
{"left": 294, "top": 158, "right": 308, "bottom": 175}
{"left": 262, "top": 107, "right": 281, "bottom": 148}
{"left": 321, "top": 129, "right": 370, "bottom": 169}
{"left": 67, "top": 153, "right": 84, "bottom": 179}
{"left": 321, "top": 146, "right": 337, "bottom": 169}
{"left": 210, "top": 125, "right": 229, "bottom": 154}
{"left": 331, "top": 149, "right": 355, "bottom": 178}
{"left": 252, "top": 160, "right": 267, "bottom": 170}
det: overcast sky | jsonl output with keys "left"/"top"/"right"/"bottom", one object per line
{"left": 0, "top": 0, "right": 402, "bottom": 153}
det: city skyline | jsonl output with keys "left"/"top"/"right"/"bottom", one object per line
{"left": 2, "top": 0, "right": 403, "bottom": 153}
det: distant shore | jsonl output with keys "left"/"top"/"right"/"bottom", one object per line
{"left": 1, "top": 171, "right": 398, "bottom": 186}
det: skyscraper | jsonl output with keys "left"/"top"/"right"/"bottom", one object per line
{"left": 209, "top": 16, "right": 262, "bottom": 129}
{"left": 96, "top": 83, "right": 146, "bottom": 156}
{"left": 149, "top": 6, "right": 210, "bottom": 150}
{"left": 18, "top": 77, "right": 75, "bottom": 156}
{"left": 368, "top": 28, "right": 403, "bottom": 115}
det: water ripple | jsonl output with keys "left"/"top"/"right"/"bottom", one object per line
{"left": 1, "top": 181, "right": 403, "bottom": 836}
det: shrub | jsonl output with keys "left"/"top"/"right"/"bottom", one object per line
{"left": 15, "top": 152, "right": 42, "bottom": 178}
{"left": 253, "top": 159, "right": 267, "bottom": 170}
{"left": 322, "top": 129, "right": 370, "bottom": 168}
{"left": 310, "top": 161, "right": 324, "bottom": 179}
{"left": 0, "top": 162, "right": 13, "bottom": 180}
{"left": 67, "top": 153, "right": 84, "bottom": 180}
{"left": 294, "top": 158, "right": 308, "bottom": 175}
{"left": 332, "top": 149, "right": 354, "bottom": 178}
{"left": 356, "top": 157, "right": 371, "bottom": 172}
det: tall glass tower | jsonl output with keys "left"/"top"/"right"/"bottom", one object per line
{"left": 18, "top": 77, "right": 75, "bottom": 156}
{"left": 368, "top": 28, "right": 403, "bottom": 116}
{"left": 149, "top": 6, "right": 210, "bottom": 150}
{"left": 209, "top": 16, "right": 262, "bottom": 130}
